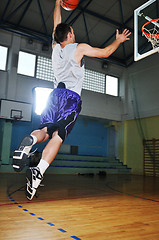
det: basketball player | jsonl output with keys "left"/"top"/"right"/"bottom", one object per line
{"left": 12, "top": 0, "right": 131, "bottom": 200}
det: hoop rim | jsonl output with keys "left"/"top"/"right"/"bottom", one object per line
{"left": 142, "top": 18, "right": 159, "bottom": 39}
{"left": 13, "top": 115, "right": 23, "bottom": 120}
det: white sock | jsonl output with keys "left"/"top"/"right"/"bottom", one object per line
{"left": 30, "top": 135, "right": 37, "bottom": 145}
{"left": 37, "top": 159, "right": 49, "bottom": 175}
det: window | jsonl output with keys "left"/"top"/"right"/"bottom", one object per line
{"left": 31, "top": 54, "right": 119, "bottom": 97}
{"left": 106, "top": 75, "right": 118, "bottom": 96}
{"left": 35, "top": 87, "right": 53, "bottom": 115}
{"left": 36, "top": 56, "right": 54, "bottom": 82}
{"left": 83, "top": 69, "right": 105, "bottom": 93}
{"left": 0, "top": 46, "right": 8, "bottom": 70}
{"left": 17, "top": 51, "right": 36, "bottom": 77}
{"left": 83, "top": 70, "right": 119, "bottom": 96}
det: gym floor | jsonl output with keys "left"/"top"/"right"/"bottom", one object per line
{"left": 1, "top": 173, "right": 159, "bottom": 240}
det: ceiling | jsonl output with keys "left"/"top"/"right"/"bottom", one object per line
{"left": 0, "top": 0, "right": 150, "bottom": 67}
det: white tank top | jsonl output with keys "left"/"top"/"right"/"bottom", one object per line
{"left": 52, "top": 43, "right": 85, "bottom": 96}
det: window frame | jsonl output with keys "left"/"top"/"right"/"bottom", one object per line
{"left": 83, "top": 68, "right": 106, "bottom": 94}
{"left": 35, "top": 55, "right": 54, "bottom": 82}
{"left": 105, "top": 74, "right": 119, "bottom": 97}
{"left": 16, "top": 51, "right": 119, "bottom": 97}
{"left": 17, "top": 50, "right": 36, "bottom": 77}
{"left": 0, "top": 45, "right": 8, "bottom": 71}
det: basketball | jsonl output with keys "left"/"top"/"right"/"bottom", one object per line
{"left": 61, "top": 0, "right": 79, "bottom": 11}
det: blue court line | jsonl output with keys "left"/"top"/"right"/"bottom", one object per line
{"left": 29, "top": 213, "right": 36, "bottom": 216}
{"left": 58, "top": 228, "right": 67, "bottom": 233}
{"left": 38, "top": 217, "right": 44, "bottom": 220}
{"left": 71, "top": 236, "right": 82, "bottom": 240}
{"left": 47, "top": 222, "right": 55, "bottom": 226}
{"left": 23, "top": 209, "right": 28, "bottom": 211}
{"left": 7, "top": 192, "right": 82, "bottom": 239}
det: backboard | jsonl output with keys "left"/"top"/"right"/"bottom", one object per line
{"left": 134, "top": 0, "right": 159, "bottom": 61}
{"left": 0, "top": 99, "right": 32, "bottom": 121}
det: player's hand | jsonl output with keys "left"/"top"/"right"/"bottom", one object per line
{"left": 116, "top": 29, "right": 131, "bottom": 43}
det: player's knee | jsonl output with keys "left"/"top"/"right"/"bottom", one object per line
{"left": 51, "top": 130, "right": 64, "bottom": 140}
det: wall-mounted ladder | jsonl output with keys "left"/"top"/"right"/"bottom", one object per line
{"left": 143, "top": 139, "right": 159, "bottom": 177}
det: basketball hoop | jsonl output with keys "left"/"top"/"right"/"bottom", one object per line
{"left": 142, "top": 18, "right": 159, "bottom": 49}
{"left": 13, "top": 115, "right": 23, "bottom": 121}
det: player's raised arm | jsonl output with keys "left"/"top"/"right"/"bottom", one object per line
{"left": 75, "top": 29, "right": 131, "bottom": 64}
{"left": 52, "top": 0, "right": 61, "bottom": 48}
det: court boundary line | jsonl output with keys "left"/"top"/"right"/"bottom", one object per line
{"left": 5, "top": 185, "right": 82, "bottom": 240}
{"left": 105, "top": 181, "right": 159, "bottom": 203}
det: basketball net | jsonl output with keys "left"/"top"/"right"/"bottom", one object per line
{"left": 142, "top": 18, "right": 159, "bottom": 50}
{"left": 13, "top": 115, "right": 23, "bottom": 121}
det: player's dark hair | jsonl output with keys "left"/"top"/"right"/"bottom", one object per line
{"left": 54, "top": 23, "right": 72, "bottom": 43}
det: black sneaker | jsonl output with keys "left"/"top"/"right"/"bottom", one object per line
{"left": 12, "top": 135, "right": 33, "bottom": 172}
{"left": 26, "top": 167, "right": 43, "bottom": 200}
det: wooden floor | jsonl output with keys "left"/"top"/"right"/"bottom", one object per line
{"left": 1, "top": 173, "right": 159, "bottom": 240}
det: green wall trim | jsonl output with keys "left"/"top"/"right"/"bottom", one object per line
{"left": 1, "top": 120, "right": 12, "bottom": 164}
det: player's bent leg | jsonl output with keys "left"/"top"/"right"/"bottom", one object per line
{"left": 25, "top": 167, "right": 43, "bottom": 200}
{"left": 32, "top": 128, "right": 49, "bottom": 143}
{"left": 13, "top": 135, "right": 34, "bottom": 172}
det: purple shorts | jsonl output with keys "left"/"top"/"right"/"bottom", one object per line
{"left": 39, "top": 88, "right": 82, "bottom": 141}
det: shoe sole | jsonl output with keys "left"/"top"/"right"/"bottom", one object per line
{"left": 12, "top": 135, "right": 33, "bottom": 172}
{"left": 13, "top": 153, "right": 28, "bottom": 172}
{"left": 26, "top": 168, "right": 36, "bottom": 200}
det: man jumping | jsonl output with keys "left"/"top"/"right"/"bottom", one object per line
{"left": 13, "top": 0, "right": 131, "bottom": 200}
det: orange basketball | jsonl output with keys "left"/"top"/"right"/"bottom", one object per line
{"left": 61, "top": 0, "right": 80, "bottom": 11}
